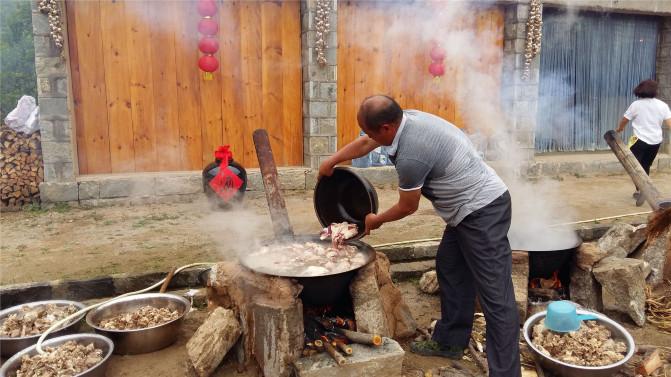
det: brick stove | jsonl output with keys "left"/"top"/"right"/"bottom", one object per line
{"left": 206, "top": 252, "right": 416, "bottom": 377}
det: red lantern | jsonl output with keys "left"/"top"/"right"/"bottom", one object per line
{"left": 199, "top": 55, "right": 219, "bottom": 72}
{"left": 198, "top": 18, "right": 219, "bottom": 35}
{"left": 197, "top": 0, "right": 217, "bottom": 17}
{"left": 198, "top": 37, "right": 219, "bottom": 54}
{"left": 428, "top": 62, "right": 445, "bottom": 77}
{"left": 430, "top": 45, "right": 446, "bottom": 62}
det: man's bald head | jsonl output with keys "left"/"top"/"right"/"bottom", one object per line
{"left": 357, "top": 95, "right": 403, "bottom": 133}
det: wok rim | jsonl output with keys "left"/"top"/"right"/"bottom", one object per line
{"left": 238, "top": 236, "right": 376, "bottom": 278}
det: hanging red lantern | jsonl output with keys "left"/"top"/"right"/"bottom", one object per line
{"left": 198, "top": 18, "right": 219, "bottom": 35}
{"left": 430, "top": 45, "right": 446, "bottom": 62}
{"left": 199, "top": 55, "right": 219, "bottom": 81}
{"left": 197, "top": 0, "right": 217, "bottom": 17}
{"left": 428, "top": 62, "right": 445, "bottom": 78}
{"left": 198, "top": 37, "right": 219, "bottom": 54}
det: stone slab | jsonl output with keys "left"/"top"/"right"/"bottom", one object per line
{"left": 569, "top": 263, "right": 603, "bottom": 312}
{"left": 155, "top": 175, "right": 203, "bottom": 196}
{"left": 39, "top": 182, "right": 78, "bottom": 202}
{"left": 378, "top": 241, "right": 439, "bottom": 263}
{"left": 390, "top": 260, "right": 435, "bottom": 281}
{"left": 293, "top": 338, "right": 405, "bottom": 377}
{"left": 78, "top": 180, "right": 100, "bottom": 200}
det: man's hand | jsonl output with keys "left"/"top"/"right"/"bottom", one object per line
{"left": 318, "top": 157, "right": 336, "bottom": 179}
{"left": 364, "top": 213, "right": 383, "bottom": 235}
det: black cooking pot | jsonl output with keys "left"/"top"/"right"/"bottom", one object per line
{"left": 238, "top": 236, "right": 376, "bottom": 306}
{"left": 509, "top": 228, "right": 582, "bottom": 278}
{"left": 313, "top": 167, "right": 378, "bottom": 239}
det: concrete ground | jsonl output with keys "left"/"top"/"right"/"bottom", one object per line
{"left": 1, "top": 172, "right": 671, "bottom": 285}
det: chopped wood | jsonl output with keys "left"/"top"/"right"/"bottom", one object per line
{"left": 335, "top": 328, "right": 382, "bottom": 346}
{"left": 468, "top": 339, "right": 488, "bottom": 374}
{"left": 321, "top": 336, "right": 346, "bottom": 365}
{"left": 636, "top": 349, "right": 663, "bottom": 376}
{"left": 0, "top": 125, "right": 43, "bottom": 209}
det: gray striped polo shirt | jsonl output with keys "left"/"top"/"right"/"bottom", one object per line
{"left": 389, "top": 110, "right": 507, "bottom": 226}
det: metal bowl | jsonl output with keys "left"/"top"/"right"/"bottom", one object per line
{"left": 85, "top": 293, "right": 190, "bottom": 355}
{"left": 0, "top": 333, "right": 114, "bottom": 377}
{"left": 0, "top": 300, "right": 87, "bottom": 357}
{"left": 523, "top": 309, "right": 635, "bottom": 377}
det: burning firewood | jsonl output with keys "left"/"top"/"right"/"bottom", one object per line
{"left": 320, "top": 222, "right": 358, "bottom": 249}
{"left": 320, "top": 335, "right": 347, "bottom": 365}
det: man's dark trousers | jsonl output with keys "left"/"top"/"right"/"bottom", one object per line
{"left": 431, "top": 191, "right": 521, "bottom": 377}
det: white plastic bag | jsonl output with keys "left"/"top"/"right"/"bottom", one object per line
{"left": 4, "top": 95, "right": 40, "bottom": 134}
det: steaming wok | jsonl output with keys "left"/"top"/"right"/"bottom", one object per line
{"left": 239, "top": 235, "right": 376, "bottom": 305}
{"left": 509, "top": 227, "right": 582, "bottom": 279}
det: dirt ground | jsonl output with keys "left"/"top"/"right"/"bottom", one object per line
{"left": 1, "top": 172, "right": 670, "bottom": 285}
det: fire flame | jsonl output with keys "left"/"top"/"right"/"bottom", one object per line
{"left": 529, "top": 270, "right": 562, "bottom": 289}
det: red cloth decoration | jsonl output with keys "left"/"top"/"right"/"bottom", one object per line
{"left": 197, "top": 0, "right": 217, "bottom": 17}
{"left": 198, "top": 37, "right": 219, "bottom": 54}
{"left": 198, "top": 18, "right": 219, "bottom": 35}
{"left": 209, "top": 146, "right": 243, "bottom": 201}
{"left": 198, "top": 55, "right": 219, "bottom": 73}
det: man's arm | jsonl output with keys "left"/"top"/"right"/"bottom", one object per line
{"left": 664, "top": 118, "right": 671, "bottom": 128}
{"left": 616, "top": 117, "right": 629, "bottom": 133}
{"left": 364, "top": 189, "right": 421, "bottom": 234}
{"left": 319, "top": 135, "right": 380, "bottom": 177}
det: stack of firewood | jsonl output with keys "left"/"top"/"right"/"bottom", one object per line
{"left": 0, "top": 124, "right": 43, "bottom": 209}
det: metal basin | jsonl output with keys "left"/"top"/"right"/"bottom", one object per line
{"left": 0, "top": 300, "right": 86, "bottom": 357}
{"left": 523, "top": 310, "right": 635, "bottom": 377}
{"left": 0, "top": 333, "right": 114, "bottom": 377}
{"left": 86, "top": 293, "right": 190, "bottom": 355}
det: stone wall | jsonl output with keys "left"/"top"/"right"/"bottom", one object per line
{"left": 301, "top": 0, "right": 338, "bottom": 169}
{"left": 502, "top": 3, "right": 539, "bottom": 161}
{"left": 31, "top": 0, "right": 76, "bottom": 183}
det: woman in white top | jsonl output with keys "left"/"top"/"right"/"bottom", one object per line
{"left": 616, "top": 80, "right": 671, "bottom": 206}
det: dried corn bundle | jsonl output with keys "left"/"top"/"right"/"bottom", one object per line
{"left": 646, "top": 282, "right": 671, "bottom": 334}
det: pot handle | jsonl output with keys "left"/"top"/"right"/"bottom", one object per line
{"left": 577, "top": 314, "right": 598, "bottom": 321}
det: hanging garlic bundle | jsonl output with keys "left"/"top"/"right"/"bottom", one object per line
{"left": 37, "top": 0, "right": 64, "bottom": 49}
{"left": 522, "top": 0, "right": 543, "bottom": 81}
{"left": 314, "top": 0, "right": 331, "bottom": 66}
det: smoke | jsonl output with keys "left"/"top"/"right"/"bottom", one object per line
{"left": 378, "top": 1, "right": 581, "bottom": 249}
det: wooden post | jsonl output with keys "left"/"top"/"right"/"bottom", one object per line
{"left": 603, "top": 130, "right": 661, "bottom": 211}
{"left": 253, "top": 129, "right": 294, "bottom": 239}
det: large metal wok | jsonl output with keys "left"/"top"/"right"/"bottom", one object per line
{"left": 246, "top": 130, "right": 378, "bottom": 306}
{"left": 239, "top": 235, "right": 376, "bottom": 306}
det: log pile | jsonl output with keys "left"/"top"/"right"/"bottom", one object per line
{"left": 0, "top": 124, "right": 43, "bottom": 209}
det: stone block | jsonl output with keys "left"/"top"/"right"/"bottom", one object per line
{"left": 245, "top": 169, "right": 262, "bottom": 191}
{"left": 33, "top": 35, "right": 60, "bottom": 58}
{"left": 309, "top": 136, "right": 330, "bottom": 154}
{"left": 390, "top": 260, "right": 435, "bottom": 281}
{"left": 374, "top": 253, "right": 418, "bottom": 338}
{"left": 43, "top": 161, "right": 75, "bottom": 181}
{"left": 293, "top": 338, "right": 405, "bottom": 377}
{"left": 41, "top": 141, "right": 72, "bottom": 162}
{"left": 377, "top": 241, "right": 439, "bottom": 263}
{"left": 575, "top": 242, "right": 607, "bottom": 271}
{"left": 278, "top": 168, "right": 307, "bottom": 190}
{"left": 312, "top": 118, "right": 336, "bottom": 136}
{"left": 99, "top": 177, "right": 154, "bottom": 198}
{"left": 511, "top": 251, "right": 529, "bottom": 322}
{"left": 516, "top": 4, "right": 530, "bottom": 20}
{"left": 593, "top": 257, "right": 647, "bottom": 326}
{"left": 37, "top": 76, "right": 52, "bottom": 97}
{"left": 350, "top": 166, "right": 398, "bottom": 188}
{"left": 155, "top": 175, "right": 202, "bottom": 196}
{"left": 630, "top": 228, "right": 671, "bottom": 286}
{"left": 419, "top": 270, "right": 439, "bottom": 294}
{"left": 187, "top": 307, "right": 242, "bottom": 377}
{"left": 307, "top": 101, "right": 331, "bottom": 118}
{"left": 38, "top": 97, "right": 68, "bottom": 118}
{"left": 597, "top": 223, "right": 637, "bottom": 259}
{"left": 39, "top": 181, "right": 78, "bottom": 202}
{"left": 307, "top": 65, "right": 337, "bottom": 82}
{"left": 319, "top": 82, "right": 337, "bottom": 101}
{"left": 252, "top": 299, "right": 304, "bottom": 377}
{"left": 34, "top": 57, "right": 66, "bottom": 78}
{"left": 305, "top": 169, "right": 318, "bottom": 190}
{"left": 40, "top": 119, "right": 71, "bottom": 143}
{"left": 569, "top": 263, "right": 602, "bottom": 312}
{"left": 55, "top": 77, "right": 68, "bottom": 96}
{"left": 78, "top": 180, "right": 100, "bottom": 200}
{"left": 350, "top": 263, "right": 391, "bottom": 336}
{"left": 32, "top": 12, "right": 51, "bottom": 36}
{"left": 304, "top": 81, "right": 319, "bottom": 99}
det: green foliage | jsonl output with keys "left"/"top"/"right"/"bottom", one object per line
{"left": 0, "top": 0, "right": 37, "bottom": 119}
